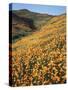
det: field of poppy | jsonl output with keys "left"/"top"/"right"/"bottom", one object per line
{"left": 9, "top": 11, "right": 66, "bottom": 86}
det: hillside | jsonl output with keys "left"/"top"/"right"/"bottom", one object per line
{"left": 13, "top": 9, "right": 53, "bottom": 29}
{"left": 9, "top": 10, "right": 66, "bottom": 86}
{"left": 10, "top": 9, "right": 53, "bottom": 43}
{"left": 12, "top": 14, "right": 66, "bottom": 49}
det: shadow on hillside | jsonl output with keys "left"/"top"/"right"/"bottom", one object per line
{"left": 12, "top": 12, "right": 36, "bottom": 30}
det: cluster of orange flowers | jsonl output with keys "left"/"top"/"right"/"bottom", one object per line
{"left": 10, "top": 32, "right": 66, "bottom": 86}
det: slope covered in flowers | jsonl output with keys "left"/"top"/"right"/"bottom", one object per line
{"left": 9, "top": 14, "right": 66, "bottom": 86}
